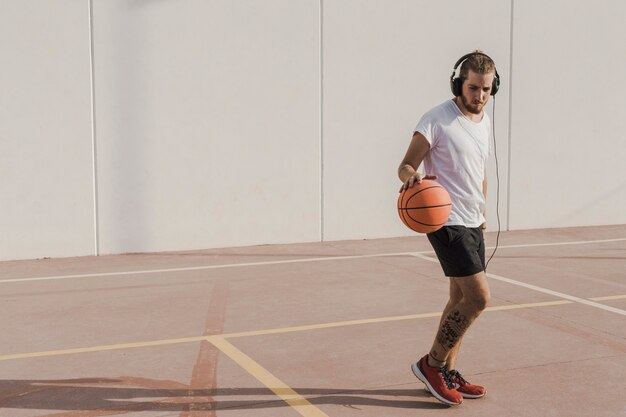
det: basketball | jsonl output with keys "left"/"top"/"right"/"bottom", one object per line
{"left": 398, "top": 179, "right": 452, "bottom": 234}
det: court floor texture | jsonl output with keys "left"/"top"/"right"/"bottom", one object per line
{"left": 1, "top": 225, "right": 625, "bottom": 417}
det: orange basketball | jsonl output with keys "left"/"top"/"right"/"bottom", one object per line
{"left": 398, "top": 179, "right": 452, "bottom": 234}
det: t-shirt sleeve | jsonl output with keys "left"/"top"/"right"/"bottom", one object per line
{"left": 413, "top": 111, "right": 437, "bottom": 148}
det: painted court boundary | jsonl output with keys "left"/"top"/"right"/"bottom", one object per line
{"left": 1, "top": 294, "right": 624, "bottom": 363}
{"left": 1, "top": 237, "right": 625, "bottom": 284}
{"left": 2, "top": 237, "right": 624, "bottom": 417}
{"left": 411, "top": 252, "right": 626, "bottom": 316}
{"left": 2, "top": 295, "right": 624, "bottom": 417}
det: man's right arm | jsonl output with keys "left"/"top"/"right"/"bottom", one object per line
{"left": 398, "top": 131, "right": 434, "bottom": 191}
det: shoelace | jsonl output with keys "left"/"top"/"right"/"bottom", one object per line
{"left": 449, "top": 370, "right": 468, "bottom": 386}
{"left": 440, "top": 368, "right": 456, "bottom": 389}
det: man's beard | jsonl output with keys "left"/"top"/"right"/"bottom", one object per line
{"left": 461, "top": 94, "right": 485, "bottom": 115}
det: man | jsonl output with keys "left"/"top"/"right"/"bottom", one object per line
{"left": 397, "top": 51, "right": 499, "bottom": 406}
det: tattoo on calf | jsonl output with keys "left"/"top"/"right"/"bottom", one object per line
{"left": 436, "top": 310, "right": 469, "bottom": 350}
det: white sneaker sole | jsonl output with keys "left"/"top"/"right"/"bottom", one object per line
{"left": 425, "top": 384, "right": 486, "bottom": 399}
{"left": 411, "top": 362, "right": 461, "bottom": 406}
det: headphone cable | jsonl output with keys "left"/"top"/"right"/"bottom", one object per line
{"left": 485, "top": 95, "right": 500, "bottom": 270}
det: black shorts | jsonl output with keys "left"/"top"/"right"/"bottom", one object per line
{"left": 427, "top": 226, "right": 485, "bottom": 277}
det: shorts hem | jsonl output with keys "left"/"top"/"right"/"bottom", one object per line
{"left": 443, "top": 265, "right": 486, "bottom": 278}
{"left": 427, "top": 225, "right": 486, "bottom": 278}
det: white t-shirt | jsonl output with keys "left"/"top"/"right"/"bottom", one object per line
{"left": 414, "top": 99, "right": 490, "bottom": 228}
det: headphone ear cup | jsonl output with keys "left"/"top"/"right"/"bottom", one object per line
{"left": 491, "top": 76, "right": 500, "bottom": 96}
{"left": 449, "top": 73, "right": 456, "bottom": 96}
{"left": 451, "top": 78, "right": 463, "bottom": 97}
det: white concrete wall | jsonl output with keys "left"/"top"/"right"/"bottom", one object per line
{"left": 0, "top": 1, "right": 95, "bottom": 260}
{"left": 508, "top": 0, "right": 626, "bottom": 229}
{"left": 92, "top": 0, "right": 320, "bottom": 255}
{"left": 1, "top": 0, "right": 625, "bottom": 261}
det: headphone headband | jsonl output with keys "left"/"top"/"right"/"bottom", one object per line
{"left": 450, "top": 52, "right": 500, "bottom": 96}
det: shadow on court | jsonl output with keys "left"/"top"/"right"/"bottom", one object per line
{"left": 0, "top": 378, "right": 447, "bottom": 413}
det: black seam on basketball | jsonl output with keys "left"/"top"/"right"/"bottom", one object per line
{"left": 399, "top": 203, "right": 452, "bottom": 210}
{"left": 407, "top": 185, "right": 442, "bottom": 195}
{"left": 405, "top": 186, "right": 447, "bottom": 209}
{"left": 398, "top": 190, "right": 407, "bottom": 225}
{"left": 406, "top": 218, "right": 446, "bottom": 227}
{"left": 400, "top": 203, "right": 409, "bottom": 227}
{"left": 405, "top": 185, "right": 442, "bottom": 201}
{"left": 399, "top": 185, "right": 449, "bottom": 229}
{"left": 405, "top": 208, "right": 447, "bottom": 226}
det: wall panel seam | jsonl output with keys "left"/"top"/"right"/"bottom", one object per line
{"left": 88, "top": 0, "right": 99, "bottom": 255}
{"left": 506, "top": 0, "right": 515, "bottom": 231}
{"left": 319, "top": 0, "right": 324, "bottom": 242}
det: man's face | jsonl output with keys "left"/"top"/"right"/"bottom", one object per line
{"left": 460, "top": 70, "right": 496, "bottom": 114}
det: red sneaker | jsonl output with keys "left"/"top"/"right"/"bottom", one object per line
{"left": 449, "top": 370, "right": 486, "bottom": 399}
{"left": 411, "top": 355, "right": 462, "bottom": 406}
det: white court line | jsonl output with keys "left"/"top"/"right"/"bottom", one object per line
{"left": 590, "top": 294, "right": 626, "bottom": 301}
{"left": 1, "top": 237, "right": 625, "bottom": 285}
{"left": 485, "top": 237, "right": 626, "bottom": 250}
{"left": 410, "top": 252, "right": 626, "bottom": 317}
{"left": 0, "top": 252, "right": 414, "bottom": 284}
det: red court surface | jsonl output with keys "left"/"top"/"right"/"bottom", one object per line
{"left": 1, "top": 225, "right": 625, "bottom": 417}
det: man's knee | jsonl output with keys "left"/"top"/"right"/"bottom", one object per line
{"left": 469, "top": 291, "right": 490, "bottom": 312}
{"left": 453, "top": 273, "right": 490, "bottom": 313}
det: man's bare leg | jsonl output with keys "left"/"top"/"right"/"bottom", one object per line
{"left": 427, "top": 272, "right": 490, "bottom": 368}
{"left": 429, "top": 279, "right": 462, "bottom": 368}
